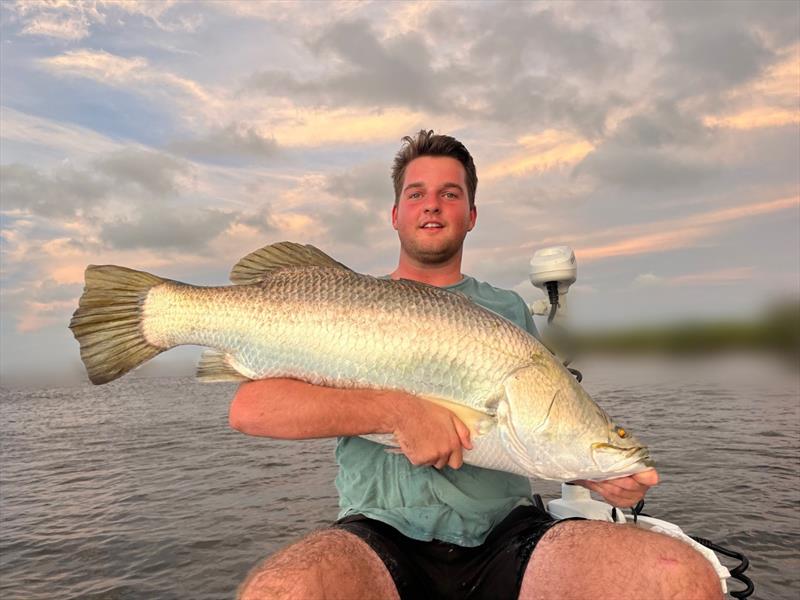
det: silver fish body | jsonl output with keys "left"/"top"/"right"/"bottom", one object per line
{"left": 70, "top": 242, "right": 653, "bottom": 481}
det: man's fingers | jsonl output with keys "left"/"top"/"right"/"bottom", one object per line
{"left": 602, "top": 478, "right": 641, "bottom": 493}
{"left": 575, "top": 479, "right": 642, "bottom": 508}
{"left": 448, "top": 445, "right": 463, "bottom": 469}
{"left": 452, "top": 416, "right": 473, "bottom": 450}
{"left": 633, "top": 469, "right": 659, "bottom": 486}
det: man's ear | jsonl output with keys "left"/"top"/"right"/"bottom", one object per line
{"left": 467, "top": 205, "right": 477, "bottom": 231}
{"left": 391, "top": 203, "right": 399, "bottom": 230}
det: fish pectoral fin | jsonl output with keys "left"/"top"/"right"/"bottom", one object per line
{"left": 422, "top": 396, "right": 496, "bottom": 438}
{"left": 229, "top": 242, "right": 352, "bottom": 284}
{"left": 359, "top": 397, "right": 493, "bottom": 449}
{"left": 497, "top": 398, "right": 539, "bottom": 474}
{"left": 196, "top": 350, "right": 251, "bottom": 382}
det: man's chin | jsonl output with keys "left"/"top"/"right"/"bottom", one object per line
{"left": 404, "top": 242, "right": 461, "bottom": 265}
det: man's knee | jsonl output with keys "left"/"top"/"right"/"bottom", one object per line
{"left": 522, "top": 521, "right": 723, "bottom": 600}
{"left": 238, "top": 529, "right": 398, "bottom": 600}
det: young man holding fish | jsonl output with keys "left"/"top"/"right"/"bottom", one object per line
{"left": 229, "top": 131, "right": 722, "bottom": 599}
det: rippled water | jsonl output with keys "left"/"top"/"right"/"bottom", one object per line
{"left": 1, "top": 355, "right": 798, "bottom": 599}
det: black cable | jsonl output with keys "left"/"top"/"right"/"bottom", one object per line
{"left": 546, "top": 281, "right": 559, "bottom": 324}
{"left": 543, "top": 281, "right": 583, "bottom": 381}
{"left": 689, "top": 536, "right": 754, "bottom": 599}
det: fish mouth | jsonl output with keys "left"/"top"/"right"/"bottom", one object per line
{"left": 590, "top": 442, "right": 653, "bottom": 473}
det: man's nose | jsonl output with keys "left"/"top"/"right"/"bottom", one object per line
{"left": 423, "top": 197, "right": 441, "bottom": 213}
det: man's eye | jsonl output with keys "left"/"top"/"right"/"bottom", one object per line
{"left": 409, "top": 192, "right": 422, "bottom": 199}
{"left": 443, "top": 192, "right": 457, "bottom": 199}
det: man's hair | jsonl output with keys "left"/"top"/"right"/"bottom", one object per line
{"left": 391, "top": 130, "right": 478, "bottom": 208}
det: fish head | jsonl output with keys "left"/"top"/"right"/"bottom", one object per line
{"left": 585, "top": 402, "right": 653, "bottom": 480}
{"left": 501, "top": 363, "right": 654, "bottom": 481}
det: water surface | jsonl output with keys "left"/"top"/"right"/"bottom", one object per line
{"left": 1, "top": 355, "right": 797, "bottom": 599}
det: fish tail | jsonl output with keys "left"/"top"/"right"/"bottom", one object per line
{"left": 69, "top": 265, "right": 167, "bottom": 385}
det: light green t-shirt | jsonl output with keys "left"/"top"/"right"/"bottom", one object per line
{"left": 335, "top": 275, "right": 539, "bottom": 547}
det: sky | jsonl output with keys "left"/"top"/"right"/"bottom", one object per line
{"left": 1, "top": 0, "right": 798, "bottom": 385}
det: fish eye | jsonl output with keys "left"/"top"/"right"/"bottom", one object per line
{"left": 616, "top": 426, "right": 628, "bottom": 438}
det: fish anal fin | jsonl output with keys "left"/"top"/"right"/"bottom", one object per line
{"left": 230, "top": 242, "right": 352, "bottom": 285}
{"left": 196, "top": 350, "right": 251, "bottom": 382}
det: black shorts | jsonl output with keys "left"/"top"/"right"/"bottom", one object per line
{"left": 333, "top": 505, "right": 576, "bottom": 599}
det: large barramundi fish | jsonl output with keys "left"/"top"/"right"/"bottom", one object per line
{"left": 69, "top": 242, "right": 653, "bottom": 481}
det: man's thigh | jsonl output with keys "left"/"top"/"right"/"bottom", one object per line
{"left": 238, "top": 528, "right": 399, "bottom": 600}
{"left": 519, "top": 520, "right": 723, "bottom": 600}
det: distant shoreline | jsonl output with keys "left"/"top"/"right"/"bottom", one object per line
{"left": 570, "top": 301, "right": 799, "bottom": 356}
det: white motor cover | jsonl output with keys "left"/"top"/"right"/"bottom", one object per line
{"left": 529, "top": 246, "right": 577, "bottom": 294}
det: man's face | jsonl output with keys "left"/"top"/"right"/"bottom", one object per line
{"left": 392, "top": 156, "right": 477, "bottom": 265}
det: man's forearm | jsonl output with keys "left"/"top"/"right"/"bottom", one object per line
{"left": 228, "top": 378, "right": 403, "bottom": 439}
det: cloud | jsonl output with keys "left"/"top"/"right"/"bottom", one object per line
{"left": 665, "top": 27, "right": 775, "bottom": 94}
{"left": 658, "top": 1, "right": 800, "bottom": 49}
{"left": 482, "top": 130, "right": 595, "bottom": 180}
{"left": 467, "top": 6, "right": 626, "bottom": 82}
{"left": 168, "top": 123, "right": 279, "bottom": 162}
{"left": 444, "top": 4, "right": 634, "bottom": 134}
{"left": 633, "top": 273, "right": 664, "bottom": 287}
{"left": 237, "top": 204, "right": 277, "bottom": 235}
{"left": 5, "top": 0, "right": 199, "bottom": 41}
{"left": 30, "top": 277, "right": 83, "bottom": 303}
{"left": 572, "top": 103, "right": 719, "bottom": 188}
{"left": 238, "top": 4, "right": 634, "bottom": 135}
{"left": 705, "top": 108, "right": 799, "bottom": 131}
{"left": 19, "top": 12, "right": 92, "bottom": 41}
{"left": 611, "top": 103, "right": 711, "bottom": 148}
{"left": 634, "top": 267, "right": 754, "bottom": 287}
{"left": 94, "top": 148, "right": 189, "bottom": 196}
{"left": 0, "top": 163, "right": 111, "bottom": 218}
{"left": 321, "top": 199, "right": 385, "bottom": 246}
{"left": 0, "top": 106, "right": 122, "bottom": 158}
{"left": 100, "top": 205, "right": 234, "bottom": 252}
{"left": 1, "top": 148, "right": 189, "bottom": 221}
{"left": 246, "top": 19, "right": 457, "bottom": 113}
{"left": 703, "top": 45, "right": 800, "bottom": 131}
{"left": 270, "top": 107, "right": 457, "bottom": 148}
{"left": 324, "top": 162, "right": 393, "bottom": 205}
{"left": 577, "top": 196, "right": 799, "bottom": 261}
{"left": 38, "top": 49, "right": 218, "bottom": 117}
{"left": 574, "top": 145, "right": 716, "bottom": 189}
{"left": 318, "top": 162, "right": 394, "bottom": 244}
{"left": 653, "top": 1, "right": 798, "bottom": 102}
{"left": 212, "top": 0, "right": 365, "bottom": 28}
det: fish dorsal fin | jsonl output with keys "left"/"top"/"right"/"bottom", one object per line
{"left": 230, "top": 242, "right": 352, "bottom": 285}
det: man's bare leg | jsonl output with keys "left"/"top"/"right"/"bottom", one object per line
{"left": 238, "top": 529, "right": 399, "bottom": 600}
{"left": 520, "top": 521, "right": 724, "bottom": 600}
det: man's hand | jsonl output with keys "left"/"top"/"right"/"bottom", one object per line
{"left": 572, "top": 468, "right": 659, "bottom": 508}
{"left": 391, "top": 395, "right": 473, "bottom": 470}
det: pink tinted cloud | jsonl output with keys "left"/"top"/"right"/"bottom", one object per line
{"left": 577, "top": 196, "right": 798, "bottom": 262}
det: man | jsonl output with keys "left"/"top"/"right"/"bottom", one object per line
{"left": 229, "top": 131, "right": 721, "bottom": 599}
